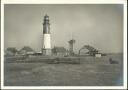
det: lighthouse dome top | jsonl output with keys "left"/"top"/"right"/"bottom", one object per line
{"left": 44, "top": 14, "right": 49, "bottom": 20}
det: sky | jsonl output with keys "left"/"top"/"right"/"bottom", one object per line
{"left": 4, "top": 4, "right": 123, "bottom": 53}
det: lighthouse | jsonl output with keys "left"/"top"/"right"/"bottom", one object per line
{"left": 42, "top": 14, "right": 51, "bottom": 55}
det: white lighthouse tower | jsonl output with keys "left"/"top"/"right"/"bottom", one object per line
{"left": 42, "top": 14, "right": 51, "bottom": 55}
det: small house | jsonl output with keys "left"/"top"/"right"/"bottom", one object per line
{"left": 95, "top": 53, "right": 102, "bottom": 57}
{"left": 52, "top": 46, "right": 67, "bottom": 56}
{"left": 19, "top": 46, "right": 35, "bottom": 55}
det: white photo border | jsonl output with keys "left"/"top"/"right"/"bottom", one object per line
{"left": 1, "top": 0, "right": 127, "bottom": 89}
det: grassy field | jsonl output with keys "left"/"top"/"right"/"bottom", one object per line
{"left": 4, "top": 53, "right": 123, "bottom": 86}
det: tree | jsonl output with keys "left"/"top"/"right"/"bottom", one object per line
{"left": 6, "top": 47, "right": 18, "bottom": 55}
{"left": 79, "top": 45, "right": 99, "bottom": 56}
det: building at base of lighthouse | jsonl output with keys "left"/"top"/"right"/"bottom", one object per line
{"left": 42, "top": 14, "right": 51, "bottom": 55}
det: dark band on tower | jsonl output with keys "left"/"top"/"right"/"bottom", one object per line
{"left": 43, "top": 15, "right": 50, "bottom": 34}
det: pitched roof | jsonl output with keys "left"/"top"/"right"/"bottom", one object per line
{"left": 52, "top": 47, "right": 67, "bottom": 53}
{"left": 20, "top": 46, "right": 34, "bottom": 52}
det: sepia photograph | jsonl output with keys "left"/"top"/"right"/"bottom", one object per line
{"left": 3, "top": 4, "right": 124, "bottom": 86}
{"left": 1, "top": 0, "right": 127, "bottom": 89}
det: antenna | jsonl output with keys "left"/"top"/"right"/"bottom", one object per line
{"left": 70, "top": 29, "right": 74, "bottom": 40}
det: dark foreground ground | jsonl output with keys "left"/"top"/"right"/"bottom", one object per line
{"left": 4, "top": 53, "right": 123, "bottom": 86}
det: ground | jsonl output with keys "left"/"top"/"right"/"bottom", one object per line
{"left": 4, "top": 53, "right": 123, "bottom": 86}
